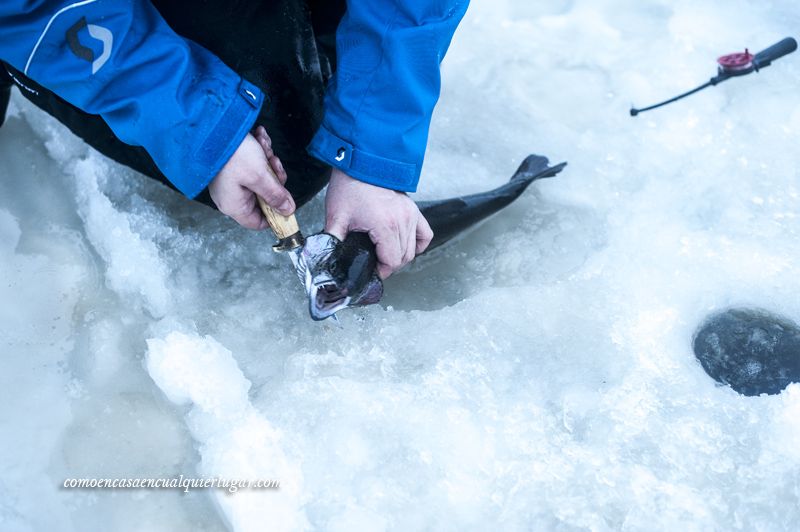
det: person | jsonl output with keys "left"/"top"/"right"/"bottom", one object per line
{"left": 0, "top": 0, "right": 469, "bottom": 279}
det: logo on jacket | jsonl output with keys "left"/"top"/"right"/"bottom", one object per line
{"left": 66, "top": 17, "right": 113, "bottom": 74}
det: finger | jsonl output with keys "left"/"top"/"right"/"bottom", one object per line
{"left": 254, "top": 127, "right": 277, "bottom": 163}
{"left": 247, "top": 171, "right": 295, "bottom": 216}
{"left": 254, "top": 125, "right": 273, "bottom": 151}
{"left": 267, "top": 154, "right": 288, "bottom": 185}
{"left": 229, "top": 194, "right": 269, "bottom": 230}
{"left": 236, "top": 210, "right": 269, "bottom": 230}
{"left": 254, "top": 127, "right": 288, "bottom": 186}
{"left": 373, "top": 228, "right": 403, "bottom": 279}
{"left": 324, "top": 214, "right": 348, "bottom": 241}
{"left": 257, "top": 136, "right": 274, "bottom": 160}
{"left": 415, "top": 213, "right": 434, "bottom": 255}
{"left": 402, "top": 221, "right": 416, "bottom": 266}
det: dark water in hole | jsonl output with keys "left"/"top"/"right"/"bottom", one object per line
{"left": 694, "top": 308, "right": 800, "bottom": 396}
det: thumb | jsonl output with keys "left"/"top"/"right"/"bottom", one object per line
{"left": 247, "top": 169, "right": 295, "bottom": 216}
{"left": 325, "top": 213, "right": 349, "bottom": 241}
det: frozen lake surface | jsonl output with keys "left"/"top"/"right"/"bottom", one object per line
{"left": 2, "top": 0, "right": 800, "bottom": 530}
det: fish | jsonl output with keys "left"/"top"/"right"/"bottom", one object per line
{"left": 299, "top": 154, "right": 567, "bottom": 320}
{"left": 299, "top": 231, "right": 385, "bottom": 321}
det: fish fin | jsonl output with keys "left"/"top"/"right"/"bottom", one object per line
{"left": 511, "top": 154, "right": 568, "bottom": 182}
{"left": 350, "top": 273, "right": 384, "bottom": 306}
{"left": 416, "top": 153, "right": 568, "bottom": 251}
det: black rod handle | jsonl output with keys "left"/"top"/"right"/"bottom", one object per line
{"left": 754, "top": 37, "right": 797, "bottom": 69}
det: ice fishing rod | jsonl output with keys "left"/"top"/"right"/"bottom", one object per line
{"left": 630, "top": 37, "right": 797, "bottom": 117}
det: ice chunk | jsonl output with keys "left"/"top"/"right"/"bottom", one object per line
{"left": 71, "top": 155, "right": 172, "bottom": 318}
{"left": 147, "top": 332, "right": 308, "bottom": 532}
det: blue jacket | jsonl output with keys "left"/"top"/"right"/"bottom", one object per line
{"left": 0, "top": 0, "right": 469, "bottom": 197}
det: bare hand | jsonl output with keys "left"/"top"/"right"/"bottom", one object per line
{"left": 324, "top": 169, "right": 433, "bottom": 279}
{"left": 208, "top": 126, "right": 293, "bottom": 230}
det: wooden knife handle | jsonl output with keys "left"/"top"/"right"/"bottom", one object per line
{"left": 256, "top": 195, "right": 300, "bottom": 240}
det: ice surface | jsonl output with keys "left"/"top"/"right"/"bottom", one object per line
{"left": 1, "top": 0, "right": 800, "bottom": 530}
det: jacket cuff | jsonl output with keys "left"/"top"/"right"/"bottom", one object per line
{"left": 182, "top": 78, "right": 264, "bottom": 198}
{"left": 307, "top": 125, "right": 420, "bottom": 193}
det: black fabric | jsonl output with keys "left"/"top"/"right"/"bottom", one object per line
{"left": 0, "top": 69, "right": 11, "bottom": 128}
{"left": 306, "top": 0, "right": 346, "bottom": 77}
{"left": 2, "top": 0, "right": 345, "bottom": 209}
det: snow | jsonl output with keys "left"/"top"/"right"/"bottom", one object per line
{"left": 1, "top": 0, "right": 800, "bottom": 530}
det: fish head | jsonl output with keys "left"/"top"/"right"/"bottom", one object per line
{"left": 298, "top": 232, "right": 384, "bottom": 321}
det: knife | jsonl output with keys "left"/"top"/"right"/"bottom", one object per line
{"left": 256, "top": 195, "right": 305, "bottom": 275}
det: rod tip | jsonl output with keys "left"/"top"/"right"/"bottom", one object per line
{"left": 630, "top": 108, "right": 639, "bottom": 117}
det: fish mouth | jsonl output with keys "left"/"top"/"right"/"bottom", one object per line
{"left": 308, "top": 281, "right": 351, "bottom": 321}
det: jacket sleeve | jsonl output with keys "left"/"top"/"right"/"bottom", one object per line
{"left": 307, "top": 0, "right": 469, "bottom": 193}
{"left": 0, "top": 0, "right": 264, "bottom": 198}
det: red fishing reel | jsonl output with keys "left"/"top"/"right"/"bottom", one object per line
{"left": 717, "top": 48, "right": 755, "bottom": 75}
{"left": 631, "top": 37, "right": 797, "bottom": 116}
